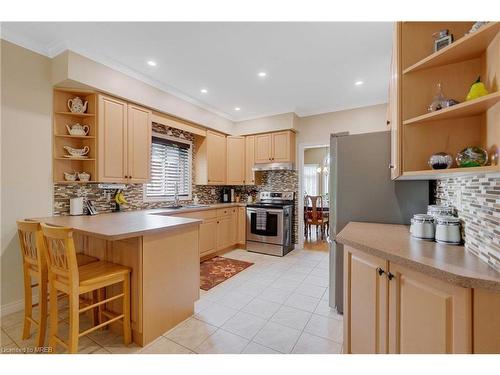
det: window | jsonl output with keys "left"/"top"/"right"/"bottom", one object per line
{"left": 303, "top": 164, "right": 319, "bottom": 196}
{"left": 145, "top": 134, "right": 192, "bottom": 201}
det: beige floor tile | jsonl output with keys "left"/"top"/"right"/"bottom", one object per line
{"left": 292, "top": 332, "right": 342, "bottom": 354}
{"left": 294, "top": 283, "right": 327, "bottom": 299}
{"left": 271, "top": 277, "right": 302, "bottom": 292}
{"left": 242, "top": 298, "right": 281, "bottom": 320}
{"left": 303, "top": 274, "right": 329, "bottom": 288}
{"left": 221, "top": 311, "right": 267, "bottom": 339}
{"left": 314, "top": 299, "right": 342, "bottom": 320}
{"left": 242, "top": 341, "right": 280, "bottom": 354}
{"left": 87, "top": 329, "right": 141, "bottom": 354}
{"left": 140, "top": 337, "right": 193, "bottom": 354}
{"left": 253, "top": 321, "right": 301, "bottom": 354}
{"left": 217, "top": 291, "right": 255, "bottom": 310}
{"left": 1, "top": 329, "right": 14, "bottom": 347}
{"left": 232, "top": 281, "right": 268, "bottom": 297}
{"left": 195, "top": 329, "right": 248, "bottom": 354}
{"left": 259, "top": 286, "right": 292, "bottom": 304}
{"left": 284, "top": 293, "right": 320, "bottom": 313}
{"left": 0, "top": 342, "right": 22, "bottom": 355}
{"left": 194, "top": 303, "right": 238, "bottom": 327}
{"left": 304, "top": 314, "right": 343, "bottom": 343}
{"left": 270, "top": 305, "right": 312, "bottom": 330}
{"left": 165, "top": 317, "right": 217, "bottom": 350}
{"left": 58, "top": 336, "right": 104, "bottom": 354}
{"left": 194, "top": 298, "right": 214, "bottom": 314}
{"left": 0, "top": 310, "right": 25, "bottom": 329}
{"left": 288, "top": 265, "right": 315, "bottom": 275}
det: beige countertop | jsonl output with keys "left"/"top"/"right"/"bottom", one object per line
{"left": 33, "top": 203, "right": 246, "bottom": 241}
{"left": 336, "top": 222, "right": 500, "bottom": 291}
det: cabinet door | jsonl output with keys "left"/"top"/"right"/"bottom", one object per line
{"left": 237, "top": 207, "right": 246, "bottom": 244}
{"left": 216, "top": 215, "right": 231, "bottom": 250}
{"left": 389, "top": 22, "right": 402, "bottom": 180}
{"left": 344, "top": 246, "right": 388, "bottom": 354}
{"left": 245, "top": 136, "right": 255, "bottom": 184}
{"left": 229, "top": 208, "right": 238, "bottom": 246}
{"left": 207, "top": 131, "right": 226, "bottom": 185}
{"left": 199, "top": 218, "right": 218, "bottom": 256}
{"left": 272, "top": 131, "right": 292, "bottom": 162}
{"left": 98, "top": 95, "right": 128, "bottom": 182}
{"left": 226, "top": 136, "right": 245, "bottom": 185}
{"left": 254, "top": 133, "right": 272, "bottom": 163}
{"left": 127, "top": 104, "right": 152, "bottom": 183}
{"left": 388, "top": 263, "right": 471, "bottom": 354}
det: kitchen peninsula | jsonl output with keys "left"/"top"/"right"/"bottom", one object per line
{"left": 33, "top": 210, "right": 202, "bottom": 346}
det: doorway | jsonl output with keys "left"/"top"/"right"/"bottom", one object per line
{"left": 298, "top": 144, "right": 330, "bottom": 251}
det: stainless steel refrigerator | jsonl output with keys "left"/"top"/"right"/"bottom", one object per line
{"left": 329, "top": 131, "right": 429, "bottom": 314}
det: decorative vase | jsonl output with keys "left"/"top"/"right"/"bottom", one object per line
{"left": 428, "top": 152, "right": 453, "bottom": 169}
{"left": 456, "top": 146, "right": 488, "bottom": 168}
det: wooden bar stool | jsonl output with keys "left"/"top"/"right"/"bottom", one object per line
{"left": 16, "top": 220, "right": 99, "bottom": 348}
{"left": 40, "top": 223, "right": 132, "bottom": 353}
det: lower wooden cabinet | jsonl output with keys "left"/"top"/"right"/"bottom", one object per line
{"left": 199, "top": 218, "right": 218, "bottom": 256}
{"left": 237, "top": 207, "right": 246, "bottom": 244}
{"left": 344, "top": 246, "right": 475, "bottom": 354}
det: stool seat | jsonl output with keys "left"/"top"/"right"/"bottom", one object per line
{"left": 79, "top": 261, "right": 131, "bottom": 286}
{"left": 76, "top": 253, "right": 99, "bottom": 267}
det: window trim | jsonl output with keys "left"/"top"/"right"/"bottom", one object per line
{"left": 143, "top": 132, "right": 193, "bottom": 203}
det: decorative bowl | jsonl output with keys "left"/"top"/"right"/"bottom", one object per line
{"left": 78, "top": 172, "right": 90, "bottom": 182}
{"left": 64, "top": 145, "right": 89, "bottom": 157}
{"left": 64, "top": 172, "right": 77, "bottom": 181}
{"left": 456, "top": 146, "right": 488, "bottom": 168}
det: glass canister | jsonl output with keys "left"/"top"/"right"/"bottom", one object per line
{"left": 410, "top": 214, "right": 435, "bottom": 240}
{"left": 435, "top": 216, "right": 462, "bottom": 245}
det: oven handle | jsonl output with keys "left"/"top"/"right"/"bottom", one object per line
{"left": 246, "top": 208, "right": 284, "bottom": 214}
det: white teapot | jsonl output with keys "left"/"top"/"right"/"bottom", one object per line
{"left": 67, "top": 97, "right": 88, "bottom": 113}
{"left": 66, "top": 123, "right": 89, "bottom": 136}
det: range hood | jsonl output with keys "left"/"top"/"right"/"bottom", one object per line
{"left": 252, "top": 162, "right": 294, "bottom": 171}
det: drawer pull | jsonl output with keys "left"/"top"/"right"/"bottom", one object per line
{"left": 387, "top": 272, "right": 395, "bottom": 281}
{"left": 376, "top": 267, "right": 385, "bottom": 276}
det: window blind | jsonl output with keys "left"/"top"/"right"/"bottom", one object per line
{"left": 146, "top": 136, "right": 191, "bottom": 199}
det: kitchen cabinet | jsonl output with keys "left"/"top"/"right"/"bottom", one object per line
{"left": 127, "top": 104, "right": 152, "bottom": 183}
{"left": 388, "top": 22, "right": 402, "bottom": 180}
{"left": 254, "top": 130, "right": 295, "bottom": 163}
{"left": 199, "top": 218, "right": 218, "bottom": 256}
{"left": 344, "top": 249, "right": 388, "bottom": 354}
{"left": 344, "top": 246, "right": 472, "bottom": 354}
{"left": 226, "top": 136, "right": 245, "bottom": 185}
{"left": 388, "top": 263, "right": 471, "bottom": 354}
{"left": 245, "top": 136, "right": 255, "bottom": 185}
{"left": 195, "top": 131, "right": 227, "bottom": 185}
{"left": 97, "top": 94, "right": 151, "bottom": 183}
{"left": 237, "top": 207, "right": 246, "bottom": 245}
{"left": 216, "top": 214, "right": 232, "bottom": 250}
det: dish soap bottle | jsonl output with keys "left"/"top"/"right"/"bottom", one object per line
{"left": 193, "top": 194, "right": 199, "bottom": 205}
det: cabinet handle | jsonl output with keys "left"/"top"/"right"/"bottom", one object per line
{"left": 387, "top": 272, "right": 395, "bottom": 281}
{"left": 386, "top": 120, "right": 391, "bottom": 125}
{"left": 389, "top": 164, "right": 395, "bottom": 169}
{"left": 376, "top": 267, "right": 385, "bottom": 276}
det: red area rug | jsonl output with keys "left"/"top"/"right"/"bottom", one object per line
{"left": 200, "top": 256, "right": 253, "bottom": 291}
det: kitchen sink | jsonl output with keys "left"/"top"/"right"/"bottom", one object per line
{"left": 182, "top": 204, "right": 209, "bottom": 208}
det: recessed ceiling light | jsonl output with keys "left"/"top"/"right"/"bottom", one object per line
{"left": 200, "top": 88, "right": 208, "bottom": 94}
{"left": 147, "top": 60, "right": 157, "bottom": 67}
{"left": 258, "top": 71, "right": 267, "bottom": 77}
{"left": 234, "top": 107, "right": 241, "bottom": 111}
{"left": 355, "top": 80, "right": 364, "bottom": 86}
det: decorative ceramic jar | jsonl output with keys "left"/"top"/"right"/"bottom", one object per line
{"left": 67, "top": 97, "right": 88, "bottom": 113}
{"left": 435, "top": 216, "right": 462, "bottom": 245}
{"left": 66, "top": 123, "right": 90, "bottom": 136}
{"left": 78, "top": 172, "right": 90, "bottom": 182}
{"left": 410, "top": 214, "right": 435, "bottom": 241}
{"left": 64, "top": 172, "right": 77, "bottom": 181}
{"left": 64, "top": 145, "right": 90, "bottom": 157}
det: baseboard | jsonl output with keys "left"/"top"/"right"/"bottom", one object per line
{"left": 1, "top": 294, "right": 39, "bottom": 318}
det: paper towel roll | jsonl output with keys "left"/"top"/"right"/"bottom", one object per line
{"left": 70, "top": 197, "right": 84, "bottom": 216}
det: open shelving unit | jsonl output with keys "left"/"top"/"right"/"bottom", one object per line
{"left": 53, "top": 88, "right": 98, "bottom": 183}
{"left": 398, "top": 22, "right": 500, "bottom": 179}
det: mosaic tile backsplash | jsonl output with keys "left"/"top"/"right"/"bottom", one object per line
{"left": 435, "top": 174, "right": 500, "bottom": 272}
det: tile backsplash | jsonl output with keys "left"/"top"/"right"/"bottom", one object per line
{"left": 435, "top": 174, "right": 500, "bottom": 272}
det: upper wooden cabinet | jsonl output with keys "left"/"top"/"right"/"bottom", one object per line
{"left": 97, "top": 94, "right": 151, "bottom": 183}
{"left": 226, "top": 136, "right": 245, "bottom": 185}
{"left": 245, "top": 136, "right": 255, "bottom": 185}
{"left": 254, "top": 130, "right": 296, "bottom": 163}
{"left": 127, "top": 104, "right": 152, "bottom": 183}
{"left": 195, "top": 130, "right": 227, "bottom": 185}
{"left": 392, "top": 22, "right": 500, "bottom": 180}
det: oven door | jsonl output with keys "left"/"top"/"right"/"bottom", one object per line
{"left": 246, "top": 208, "right": 284, "bottom": 245}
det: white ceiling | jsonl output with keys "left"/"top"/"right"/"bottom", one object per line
{"left": 2, "top": 22, "right": 393, "bottom": 121}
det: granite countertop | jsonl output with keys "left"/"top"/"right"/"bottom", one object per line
{"left": 336, "top": 222, "right": 500, "bottom": 291}
{"left": 33, "top": 202, "right": 247, "bottom": 241}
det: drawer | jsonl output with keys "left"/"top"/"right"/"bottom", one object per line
{"left": 217, "top": 207, "right": 237, "bottom": 217}
{"left": 176, "top": 209, "right": 217, "bottom": 221}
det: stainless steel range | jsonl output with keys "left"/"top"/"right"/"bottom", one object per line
{"left": 246, "top": 191, "right": 295, "bottom": 256}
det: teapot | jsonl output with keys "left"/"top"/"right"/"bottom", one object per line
{"left": 67, "top": 97, "right": 88, "bottom": 114}
{"left": 66, "top": 123, "right": 90, "bottom": 136}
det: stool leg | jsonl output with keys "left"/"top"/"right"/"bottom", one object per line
{"left": 36, "top": 273, "right": 48, "bottom": 347}
{"left": 91, "top": 290, "right": 99, "bottom": 327}
{"left": 122, "top": 275, "right": 132, "bottom": 345}
{"left": 48, "top": 280, "right": 58, "bottom": 353}
{"left": 22, "top": 267, "right": 32, "bottom": 340}
{"left": 98, "top": 288, "right": 106, "bottom": 327}
{"left": 68, "top": 292, "right": 79, "bottom": 353}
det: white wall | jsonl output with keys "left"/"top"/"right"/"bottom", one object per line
{"left": 295, "top": 103, "right": 388, "bottom": 145}
{"left": 1, "top": 40, "right": 53, "bottom": 312}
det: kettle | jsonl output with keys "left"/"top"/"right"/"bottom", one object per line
{"left": 67, "top": 97, "right": 88, "bottom": 114}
